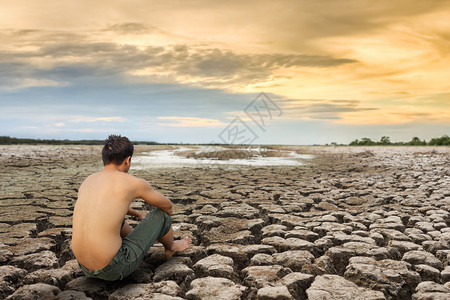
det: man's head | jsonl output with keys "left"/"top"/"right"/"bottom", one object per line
{"left": 102, "top": 135, "right": 134, "bottom": 170}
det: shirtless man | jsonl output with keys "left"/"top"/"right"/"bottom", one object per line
{"left": 72, "top": 135, "right": 191, "bottom": 281}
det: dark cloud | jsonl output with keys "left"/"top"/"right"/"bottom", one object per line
{"left": 176, "top": 50, "right": 357, "bottom": 80}
{"left": 0, "top": 30, "right": 358, "bottom": 89}
{"left": 294, "top": 0, "right": 447, "bottom": 37}
{"left": 2, "top": 29, "right": 88, "bottom": 53}
{"left": 106, "top": 22, "right": 151, "bottom": 34}
{"left": 284, "top": 1, "right": 445, "bottom": 37}
{"left": 39, "top": 42, "right": 119, "bottom": 57}
{"left": 104, "top": 22, "right": 192, "bottom": 40}
{"left": 390, "top": 112, "right": 432, "bottom": 117}
{"left": 0, "top": 62, "right": 41, "bottom": 89}
{"left": 277, "top": 98, "right": 378, "bottom": 120}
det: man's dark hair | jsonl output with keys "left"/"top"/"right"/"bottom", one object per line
{"left": 102, "top": 135, "right": 134, "bottom": 165}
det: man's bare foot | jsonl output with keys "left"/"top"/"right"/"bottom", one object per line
{"left": 164, "top": 237, "right": 192, "bottom": 260}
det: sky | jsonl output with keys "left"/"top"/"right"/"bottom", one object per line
{"left": 0, "top": 0, "right": 449, "bottom": 145}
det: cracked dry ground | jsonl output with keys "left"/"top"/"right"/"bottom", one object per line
{"left": 1, "top": 145, "right": 450, "bottom": 300}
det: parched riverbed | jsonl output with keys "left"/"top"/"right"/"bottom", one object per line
{"left": 0, "top": 145, "right": 449, "bottom": 299}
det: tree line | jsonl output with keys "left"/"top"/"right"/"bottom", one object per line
{"left": 0, "top": 136, "right": 159, "bottom": 145}
{"left": 1, "top": 135, "right": 449, "bottom": 146}
{"left": 327, "top": 135, "right": 449, "bottom": 146}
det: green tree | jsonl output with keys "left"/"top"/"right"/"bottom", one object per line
{"left": 360, "top": 137, "right": 375, "bottom": 145}
{"left": 428, "top": 135, "right": 450, "bottom": 145}
{"left": 409, "top": 137, "right": 426, "bottom": 146}
{"left": 349, "top": 139, "right": 359, "bottom": 145}
{"left": 379, "top": 136, "right": 391, "bottom": 145}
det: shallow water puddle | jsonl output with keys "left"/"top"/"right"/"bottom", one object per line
{"left": 133, "top": 146, "right": 314, "bottom": 168}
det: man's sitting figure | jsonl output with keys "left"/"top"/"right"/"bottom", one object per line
{"left": 71, "top": 135, "right": 191, "bottom": 281}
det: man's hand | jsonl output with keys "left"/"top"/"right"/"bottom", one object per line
{"left": 136, "top": 211, "right": 146, "bottom": 220}
{"left": 127, "top": 207, "right": 147, "bottom": 220}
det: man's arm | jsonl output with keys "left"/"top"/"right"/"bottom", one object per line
{"left": 134, "top": 179, "right": 173, "bottom": 215}
{"left": 127, "top": 207, "right": 146, "bottom": 220}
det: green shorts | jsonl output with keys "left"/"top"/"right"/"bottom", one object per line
{"left": 78, "top": 208, "right": 172, "bottom": 281}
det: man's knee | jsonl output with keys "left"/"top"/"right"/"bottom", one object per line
{"left": 156, "top": 208, "right": 172, "bottom": 236}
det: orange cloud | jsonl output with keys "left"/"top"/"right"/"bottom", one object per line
{"left": 335, "top": 106, "right": 450, "bottom": 125}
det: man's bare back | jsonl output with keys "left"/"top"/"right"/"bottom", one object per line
{"left": 72, "top": 169, "right": 138, "bottom": 270}
{"left": 72, "top": 137, "right": 191, "bottom": 276}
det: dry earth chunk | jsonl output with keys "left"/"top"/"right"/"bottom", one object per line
{"left": 306, "top": 274, "right": 386, "bottom": 300}
{"left": 185, "top": 276, "right": 247, "bottom": 300}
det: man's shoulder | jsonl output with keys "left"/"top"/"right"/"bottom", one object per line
{"left": 84, "top": 170, "right": 147, "bottom": 188}
{"left": 121, "top": 172, "right": 146, "bottom": 186}
{"left": 81, "top": 172, "right": 99, "bottom": 184}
